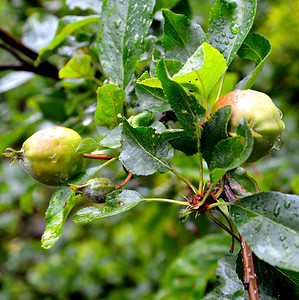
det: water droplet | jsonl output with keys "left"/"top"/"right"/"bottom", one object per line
{"left": 279, "top": 234, "right": 287, "bottom": 241}
{"left": 273, "top": 202, "right": 281, "bottom": 217}
{"left": 225, "top": 40, "right": 229, "bottom": 45}
{"left": 222, "top": 32, "right": 226, "bottom": 37}
{"left": 295, "top": 243, "right": 299, "bottom": 248}
{"left": 114, "top": 19, "right": 121, "bottom": 29}
{"left": 230, "top": 24, "right": 240, "bottom": 34}
{"left": 284, "top": 202, "right": 291, "bottom": 209}
{"left": 272, "top": 136, "right": 282, "bottom": 151}
{"left": 282, "top": 244, "right": 288, "bottom": 250}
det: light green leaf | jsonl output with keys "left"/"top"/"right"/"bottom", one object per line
{"left": 95, "top": 84, "right": 125, "bottom": 128}
{"left": 98, "top": 0, "right": 155, "bottom": 88}
{"left": 76, "top": 138, "right": 100, "bottom": 154}
{"left": 59, "top": 54, "right": 94, "bottom": 79}
{"left": 231, "top": 192, "right": 299, "bottom": 272}
{"left": 73, "top": 190, "right": 143, "bottom": 223}
{"left": 35, "top": 15, "right": 99, "bottom": 66}
{"left": 173, "top": 42, "right": 227, "bottom": 98}
{"left": 119, "top": 117, "right": 174, "bottom": 176}
{"left": 162, "top": 9, "right": 206, "bottom": 63}
{"left": 208, "top": 0, "right": 257, "bottom": 66}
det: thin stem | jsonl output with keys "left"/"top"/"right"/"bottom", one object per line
{"left": 207, "top": 201, "right": 232, "bottom": 210}
{"left": 168, "top": 165, "right": 198, "bottom": 194}
{"left": 214, "top": 178, "right": 224, "bottom": 199}
{"left": 197, "top": 185, "right": 213, "bottom": 207}
{"left": 207, "top": 211, "right": 240, "bottom": 242}
{"left": 145, "top": 198, "right": 189, "bottom": 206}
{"left": 115, "top": 172, "right": 133, "bottom": 190}
{"left": 91, "top": 76, "right": 103, "bottom": 86}
{"left": 91, "top": 157, "right": 117, "bottom": 177}
{"left": 83, "top": 154, "right": 113, "bottom": 160}
{"left": 198, "top": 153, "right": 204, "bottom": 196}
{"left": 216, "top": 72, "right": 225, "bottom": 102}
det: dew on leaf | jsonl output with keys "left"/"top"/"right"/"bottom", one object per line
{"left": 284, "top": 202, "right": 291, "bottom": 209}
{"left": 273, "top": 202, "right": 281, "bottom": 217}
{"left": 279, "top": 234, "right": 287, "bottom": 242}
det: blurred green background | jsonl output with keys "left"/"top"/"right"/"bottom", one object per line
{"left": 0, "top": 0, "right": 298, "bottom": 299}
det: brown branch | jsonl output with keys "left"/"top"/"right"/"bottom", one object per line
{"left": 0, "top": 27, "right": 59, "bottom": 80}
{"left": 223, "top": 174, "right": 261, "bottom": 300}
{"left": 83, "top": 154, "right": 114, "bottom": 160}
{"left": 240, "top": 236, "right": 260, "bottom": 300}
{"left": 115, "top": 172, "right": 133, "bottom": 190}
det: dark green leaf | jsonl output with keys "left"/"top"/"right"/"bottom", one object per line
{"left": 95, "top": 84, "right": 125, "bottom": 128}
{"left": 154, "top": 0, "right": 181, "bottom": 13}
{"left": 59, "top": 54, "right": 94, "bottom": 79}
{"left": 35, "top": 16, "right": 99, "bottom": 65}
{"left": 41, "top": 167, "right": 100, "bottom": 249}
{"left": 98, "top": 0, "right": 155, "bottom": 88}
{"left": 135, "top": 71, "right": 170, "bottom": 112}
{"left": 156, "top": 58, "right": 206, "bottom": 136}
{"left": 227, "top": 167, "right": 259, "bottom": 198}
{"left": 201, "top": 105, "right": 231, "bottom": 166}
{"left": 210, "top": 119, "right": 253, "bottom": 186}
{"left": 73, "top": 190, "right": 143, "bottom": 223}
{"left": 156, "top": 234, "right": 235, "bottom": 299}
{"left": 119, "top": 117, "right": 174, "bottom": 176}
{"left": 236, "top": 33, "right": 271, "bottom": 89}
{"left": 208, "top": 0, "right": 257, "bottom": 66}
{"left": 76, "top": 138, "right": 100, "bottom": 154}
{"left": 203, "top": 256, "right": 246, "bottom": 300}
{"left": 173, "top": 42, "right": 227, "bottom": 98}
{"left": 231, "top": 192, "right": 299, "bottom": 271}
{"left": 162, "top": 9, "right": 206, "bottom": 63}
{"left": 161, "top": 129, "right": 197, "bottom": 156}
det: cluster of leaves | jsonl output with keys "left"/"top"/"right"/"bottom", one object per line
{"left": 0, "top": 0, "right": 298, "bottom": 299}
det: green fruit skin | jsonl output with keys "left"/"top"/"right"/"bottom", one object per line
{"left": 212, "top": 89, "right": 285, "bottom": 162}
{"left": 20, "top": 126, "right": 84, "bottom": 185}
{"left": 73, "top": 178, "right": 115, "bottom": 203}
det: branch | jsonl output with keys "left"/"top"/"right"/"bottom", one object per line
{"left": 0, "top": 27, "right": 59, "bottom": 80}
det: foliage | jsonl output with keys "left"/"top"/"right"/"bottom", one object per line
{"left": 0, "top": 0, "right": 299, "bottom": 299}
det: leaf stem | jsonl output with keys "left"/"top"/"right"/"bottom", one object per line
{"left": 91, "top": 157, "right": 118, "bottom": 177}
{"left": 216, "top": 72, "right": 225, "bottom": 102}
{"left": 168, "top": 165, "right": 198, "bottom": 194}
{"left": 145, "top": 198, "right": 189, "bottom": 206}
{"left": 83, "top": 154, "right": 114, "bottom": 160}
{"left": 207, "top": 201, "right": 232, "bottom": 210}
{"left": 115, "top": 172, "right": 133, "bottom": 190}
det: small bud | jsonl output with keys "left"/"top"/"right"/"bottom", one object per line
{"left": 69, "top": 177, "right": 115, "bottom": 203}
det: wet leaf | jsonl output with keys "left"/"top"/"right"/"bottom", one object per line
{"left": 201, "top": 105, "right": 231, "bottom": 166}
{"left": 208, "top": 0, "right": 257, "bottom": 66}
{"left": 73, "top": 190, "right": 143, "bottom": 223}
{"left": 41, "top": 167, "right": 100, "bottom": 249}
{"left": 173, "top": 42, "right": 227, "bottom": 99}
{"left": 66, "top": 0, "right": 102, "bottom": 13}
{"left": 119, "top": 117, "right": 174, "bottom": 176}
{"left": 95, "top": 84, "right": 125, "bottom": 128}
{"left": 210, "top": 119, "right": 253, "bottom": 187}
{"left": 162, "top": 9, "right": 206, "bottom": 63}
{"left": 98, "top": 0, "right": 155, "bottom": 88}
{"left": 76, "top": 138, "right": 100, "bottom": 154}
{"left": 231, "top": 192, "right": 299, "bottom": 272}
{"left": 236, "top": 33, "right": 271, "bottom": 89}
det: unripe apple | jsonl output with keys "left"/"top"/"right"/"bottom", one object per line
{"left": 212, "top": 89, "right": 285, "bottom": 162}
{"left": 2, "top": 126, "right": 85, "bottom": 185}
{"left": 69, "top": 177, "right": 115, "bottom": 203}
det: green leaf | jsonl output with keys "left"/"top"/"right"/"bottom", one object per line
{"left": 161, "top": 129, "right": 198, "bottom": 156}
{"left": 73, "top": 190, "right": 143, "bottom": 223}
{"left": 98, "top": 0, "right": 155, "bottom": 88}
{"left": 119, "top": 117, "right": 174, "bottom": 176}
{"left": 227, "top": 167, "right": 259, "bottom": 198}
{"left": 156, "top": 234, "right": 236, "bottom": 300}
{"left": 210, "top": 119, "right": 253, "bottom": 187}
{"left": 128, "top": 110, "right": 153, "bottom": 127}
{"left": 35, "top": 15, "right": 99, "bottom": 66}
{"left": 41, "top": 167, "right": 99, "bottom": 249}
{"left": 162, "top": 9, "right": 206, "bottom": 63}
{"left": 135, "top": 72, "right": 170, "bottom": 112}
{"left": 231, "top": 192, "right": 299, "bottom": 272}
{"left": 65, "top": 0, "right": 102, "bottom": 14}
{"left": 76, "top": 138, "right": 100, "bottom": 154}
{"left": 201, "top": 105, "right": 231, "bottom": 166}
{"left": 173, "top": 42, "right": 227, "bottom": 99}
{"left": 156, "top": 58, "right": 206, "bottom": 136}
{"left": 99, "top": 126, "right": 122, "bottom": 149}
{"left": 203, "top": 256, "right": 245, "bottom": 300}
{"left": 208, "top": 0, "right": 257, "bottom": 66}
{"left": 95, "top": 84, "right": 125, "bottom": 128}
{"left": 59, "top": 54, "right": 94, "bottom": 79}
{"left": 236, "top": 33, "right": 271, "bottom": 89}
